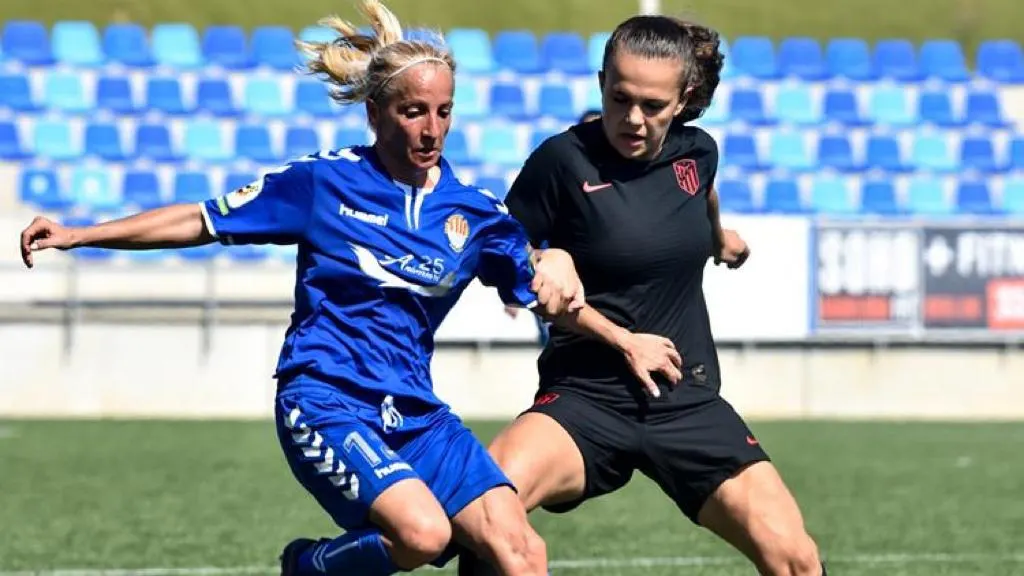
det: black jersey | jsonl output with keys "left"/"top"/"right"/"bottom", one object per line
{"left": 506, "top": 120, "right": 721, "bottom": 410}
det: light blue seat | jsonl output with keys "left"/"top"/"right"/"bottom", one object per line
{"left": 810, "top": 175, "right": 855, "bottom": 214}
{"left": 868, "top": 85, "right": 916, "bottom": 126}
{"left": 588, "top": 32, "right": 611, "bottom": 72}
{"left": 244, "top": 78, "right": 289, "bottom": 116}
{"left": 906, "top": 176, "right": 952, "bottom": 215}
{"left": 44, "top": 72, "right": 90, "bottom": 113}
{"left": 768, "top": 131, "right": 814, "bottom": 171}
{"left": 454, "top": 78, "right": 487, "bottom": 118}
{"left": 20, "top": 168, "right": 67, "bottom": 211}
{"left": 33, "top": 119, "right": 79, "bottom": 160}
{"left": 774, "top": 85, "right": 820, "bottom": 125}
{"left": 446, "top": 28, "right": 494, "bottom": 73}
{"left": 911, "top": 133, "right": 957, "bottom": 172}
{"left": 71, "top": 167, "right": 118, "bottom": 210}
{"left": 152, "top": 23, "right": 203, "bottom": 68}
{"left": 1002, "top": 178, "right": 1024, "bottom": 214}
{"left": 184, "top": 120, "right": 230, "bottom": 162}
{"left": 479, "top": 124, "right": 522, "bottom": 166}
{"left": 52, "top": 21, "right": 104, "bottom": 66}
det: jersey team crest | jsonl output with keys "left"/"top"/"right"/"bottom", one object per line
{"left": 444, "top": 213, "right": 470, "bottom": 253}
{"left": 673, "top": 159, "right": 700, "bottom": 196}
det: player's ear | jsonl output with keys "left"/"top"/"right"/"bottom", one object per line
{"left": 366, "top": 99, "right": 380, "bottom": 131}
{"left": 674, "top": 86, "right": 692, "bottom": 117}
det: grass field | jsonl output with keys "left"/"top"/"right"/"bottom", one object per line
{"left": 2, "top": 419, "right": 1024, "bottom": 575}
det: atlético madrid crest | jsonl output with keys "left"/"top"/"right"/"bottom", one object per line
{"left": 445, "top": 213, "right": 470, "bottom": 253}
{"left": 673, "top": 159, "right": 700, "bottom": 196}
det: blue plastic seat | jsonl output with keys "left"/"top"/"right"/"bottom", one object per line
{"left": 474, "top": 176, "right": 508, "bottom": 200}
{"left": 911, "top": 133, "right": 957, "bottom": 172}
{"left": 152, "top": 23, "right": 203, "bottom": 68}
{"left": 174, "top": 171, "right": 213, "bottom": 203}
{"left": 778, "top": 37, "right": 828, "bottom": 80}
{"left": 964, "top": 91, "right": 1006, "bottom": 128}
{"left": 454, "top": 78, "right": 487, "bottom": 118}
{"left": 542, "top": 32, "right": 588, "bottom": 74}
{"left": 873, "top": 39, "right": 922, "bottom": 82}
{"left": 185, "top": 120, "right": 230, "bottom": 162}
{"left": 588, "top": 32, "right": 611, "bottom": 72}
{"left": 868, "top": 86, "right": 916, "bottom": 126}
{"left": 2, "top": 21, "right": 53, "bottom": 65}
{"left": 444, "top": 28, "right": 494, "bottom": 73}
{"left": 202, "top": 25, "right": 251, "bottom": 69}
{"left": 295, "top": 80, "right": 335, "bottom": 117}
{"left": 729, "top": 89, "right": 768, "bottom": 124}
{"left": 773, "top": 85, "right": 820, "bottom": 125}
{"left": 44, "top": 72, "right": 90, "bottom": 113}
{"left": 1009, "top": 139, "right": 1024, "bottom": 171}
{"left": 537, "top": 84, "right": 576, "bottom": 120}
{"left": 103, "top": 24, "right": 153, "bottom": 67}
{"left": 335, "top": 128, "right": 371, "bottom": 148}
{"left": 84, "top": 123, "right": 125, "bottom": 161}
{"left": 920, "top": 40, "right": 969, "bottom": 82}
{"left": 730, "top": 36, "right": 778, "bottom": 79}
{"left": 826, "top": 38, "right": 875, "bottom": 80}
{"left": 443, "top": 129, "right": 472, "bottom": 165}
{"left": 956, "top": 181, "right": 994, "bottom": 214}
{"left": 284, "top": 127, "right": 320, "bottom": 159}
{"left": 960, "top": 137, "right": 999, "bottom": 173}
{"left": 764, "top": 179, "right": 804, "bottom": 213}
{"left": 717, "top": 180, "right": 757, "bottom": 213}
{"left": 96, "top": 76, "right": 136, "bottom": 114}
{"left": 810, "top": 176, "right": 854, "bottom": 214}
{"left": 146, "top": 78, "right": 188, "bottom": 114}
{"left": 479, "top": 124, "right": 523, "bottom": 166}
{"left": 0, "top": 122, "right": 28, "bottom": 160}
{"left": 197, "top": 78, "right": 238, "bottom": 117}
{"left": 252, "top": 26, "right": 298, "bottom": 70}
{"left": 768, "top": 131, "right": 814, "bottom": 171}
{"left": 1003, "top": 178, "right": 1024, "bottom": 214}
{"left": 697, "top": 91, "right": 729, "bottom": 125}
{"left": 906, "top": 176, "right": 951, "bottom": 215}
{"left": 976, "top": 40, "right": 1024, "bottom": 83}
{"left": 52, "top": 21, "right": 104, "bottom": 66}
{"left": 817, "top": 135, "right": 856, "bottom": 171}
{"left": 490, "top": 83, "right": 528, "bottom": 119}
{"left": 823, "top": 89, "right": 863, "bottom": 126}
{"left": 865, "top": 135, "right": 905, "bottom": 172}
{"left": 0, "top": 75, "right": 37, "bottom": 111}
{"left": 299, "top": 25, "right": 335, "bottom": 45}
{"left": 33, "top": 119, "right": 78, "bottom": 160}
{"left": 722, "top": 133, "right": 761, "bottom": 170}
{"left": 122, "top": 170, "right": 164, "bottom": 210}
{"left": 861, "top": 180, "right": 900, "bottom": 215}
{"left": 20, "top": 168, "right": 67, "bottom": 211}
{"left": 493, "top": 30, "right": 543, "bottom": 73}
{"left": 135, "top": 123, "right": 178, "bottom": 162}
{"left": 236, "top": 124, "right": 279, "bottom": 163}
{"left": 71, "top": 167, "right": 117, "bottom": 210}
{"left": 245, "top": 78, "right": 289, "bottom": 116}
{"left": 918, "top": 91, "right": 959, "bottom": 127}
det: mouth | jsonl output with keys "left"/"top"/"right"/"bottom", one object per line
{"left": 413, "top": 148, "right": 439, "bottom": 162}
{"left": 619, "top": 133, "right": 645, "bottom": 148}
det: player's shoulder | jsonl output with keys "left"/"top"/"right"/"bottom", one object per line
{"left": 443, "top": 168, "right": 511, "bottom": 218}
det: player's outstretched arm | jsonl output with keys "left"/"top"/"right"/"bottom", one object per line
{"left": 19, "top": 204, "right": 212, "bottom": 268}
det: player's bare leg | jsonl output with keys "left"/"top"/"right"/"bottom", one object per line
{"left": 697, "top": 461, "right": 823, "bottom": 576}
{"left": 368, "top": 478, "right": 453, "bottom": 569}
{"left": 451, "top": 485, "right": 547, "bottom": 576}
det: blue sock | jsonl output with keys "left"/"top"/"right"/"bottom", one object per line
{"left": 297, "top": 529, "right": 397, "bottom": 576}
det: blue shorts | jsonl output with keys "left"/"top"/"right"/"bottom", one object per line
{"left": 275, "top": 379, "right": 511, "bottom": 531}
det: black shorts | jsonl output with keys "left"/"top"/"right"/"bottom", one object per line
{"left": 524, "top": 388, "right": 770, "bottom": 524}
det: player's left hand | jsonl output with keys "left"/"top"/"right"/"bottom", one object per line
{"left": 714, "top": 228, "right": 750, "bottom": 269}
{"left": 532, "top": 248, "right": 585, "bottom": 316}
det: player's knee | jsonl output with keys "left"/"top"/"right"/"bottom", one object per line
{"left": 391, "top": 512, "right": 452, "bottom": 567}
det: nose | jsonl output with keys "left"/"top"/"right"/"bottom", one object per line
{"left": 422, "top": 112, "right": 440, "bottom": 141}
{"left": 625, "top": 105, "right": 644, "bottom": 127}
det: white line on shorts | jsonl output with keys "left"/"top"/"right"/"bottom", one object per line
{"left": 3, "top": 552, "right": 1024, "bottom": 575}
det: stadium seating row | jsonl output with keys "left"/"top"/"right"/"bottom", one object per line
{"left": 1, "top": 20, "right": 1023, "bottom": 81}
{"left": 18, "top": 164, "right": 1024, "bottom": 220}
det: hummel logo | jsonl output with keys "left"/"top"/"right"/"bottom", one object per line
{"left": 582, "top": 181, "right": 612, "bottom": 193}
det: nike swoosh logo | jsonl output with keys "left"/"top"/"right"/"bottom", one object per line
{"left": 582, "top": 181, "right": 612, "bottom": 193}
{"left": 746, "top": 435, "right": 759, "bottom": 446}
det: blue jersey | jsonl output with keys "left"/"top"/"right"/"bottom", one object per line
{"left": 199, "top": 147, "right": 537, "bottom": 429}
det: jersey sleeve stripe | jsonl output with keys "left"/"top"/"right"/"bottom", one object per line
{"left": 198, "top": 201, "right": 218, "bottom": 238}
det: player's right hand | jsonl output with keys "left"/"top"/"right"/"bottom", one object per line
{"left": 20, "top": 216, "right": 77, "bottom": 269}
{"left": 621, "top": 333, "right": 682, "bottom": 398}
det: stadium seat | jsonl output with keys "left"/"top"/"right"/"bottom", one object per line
{"left": 244, "top": 78, "right": 289, "bottom": 116}
{"left": 919, "top": 40, "right": 969, "bottom": 82}
{"left": 0, "top": 122, "right": 29, "bottom": 160}
{"left": 335, "top": 127, "right": 371, "bottom": 148}
{"left": 475, "top": 176, "right": 508, "bottom": 200}
{"left": 810, "top": 175, "right": 855, "bottom": 214}
{"left": 453, "top": 78, "right": 486, "bottom": 118}
{"left": 717, "top": 180, "right": 757, "bottom": 213}
{"left": 284, "top": 127, "right": 321, "bottom": 159}
{"left": 1009, "top": 139, "right": 1024, "bottom": 171}
{"left": 873, "top": 39, "right": 922, "bottom": 82}
{"left": 0, "top": 74, "right": 38, "bottom": 111}
{"left": 444, "top": 129, "right": 473, "bottom": 165}
{"left": 152, "top": 23, "right": 203, "bottom": 68}
{"left": 860, "top": 180, "right": 900, "bottom": 215}
{"left": 865, "top": 135, "right": 906, "bottom": 172}
{"left": 174, "top": 171, "right": 213, "bottom": 203}
{"left": 823, "top": 89, "right": 864, "bottom": 126}
{"left": 102, "top": 24, "right": 153, "bottom": 67}
{"left": 868, "top": 86, "right": 916, "bottom": 126}
{"left": 918, "top": 91, "right": 959, "bottom": 127}
{"left": 479, "top": 124, "right": 523, "bottom": 166}
{"left": 295, "top": 80, "right": 335, "bottom": 117}
{"left": 135, "top": 123, "right": 179, "bottom": 162}
{"left": 33, "top": 119, "right": 78, "bottom": 160}
{"left": 52, "top": 21, "right": 104, "bottom": 66}
{"left": 196, "top": 78, "right": 239, "bottom": 117}
{"left": 976, "top": 40, "right": 1024, "bottom": 83}
{"left": 768, "top": 131, "right": 814, "bottom": 171}
{"left": 955, "top": 181, "right": 995, "bottom": 214}
{"left": 763, "top": 179, "right": 804, "bottom": 213}
{"left": 960, "top": 137, "right": 1000, "bottom": 173}
{"left": 185, "top": 120, "right": 230, "bottom": 162}
{"left": 773, "top": 85, "right": 820, "bottom": 125}
{"left": 964, "top": 91, "right": 1006, "bottom": 128}
{"left": 146, "top": 78, "right": 189, "bottom": 115}
{"left": 2, "top": 20, "right": 53, "bottom": 65}
{"left": 405, "top": 27, "right": 441, "bottom": 45}
{"left": 588, "top": 32, "right": 610, "bottom": 72}
{"left": 235, "top": 124, "right": 279, "bottom": 163}
{"left": 122, "top": 170, "right": 164, "bottom": 210}
{"left": 730, "top": 36, "right": 778, "bottom": 79}
{"left": 542, "top": 32, "right": 589, "bottom": 74}
{"left": 911, "top": 133, "right": 957, "bottom": 172}
{"left": 299, "top": 25, "right": 335, "bottom": 45}
{"left": 44, "top": 72, "right": 90, "bottom": 113}
{"left": 778, "top": 37, "right": 828, "bottom": 80}
{"left": 697, "top": 93, "right": 728, "bottom": 126}
{"left": 20, "top": 168, "right": 67, "bottom": 211}
{"left": 537, "top": 84, "right": 576, "bottom": 120}
{"left": 493, "top": 30, "right": 543, "bottom": 73}
{"left": 252, "top": 26, "right": 299, "bottom": 70}
{"left": 70, "top": 167, "right": 118, "bottom": 210}
{"left": 445, "top": 28, "right": 494, "bottom": 74}
{"left": 96, "top": 76, "right": 137, "bottom": 114}
{"left": 201, "top": 25, "right": 251, "bottom": 69}
{"left": 489, "top": 83, "right": 528, "bottom": 119}
{"left": 1002, "top": 179, "right": 1024, "bottom": 214}
{"left": 817, "top": 134, "right": 857, "bottom": 171}
{"left": 722, "top": 133, "right": 761, "bottom": 170}
{"left": 84, "top": 123, "right": 126, "bottom": 161}
{"left": 728, "top": 89, "right": 768, "bottom": 125}
{"left": 825, "top": 38, "right": 875, "bottom": 80}
{"left": 906, "top": 176, "right": 951, "bottom": 215}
